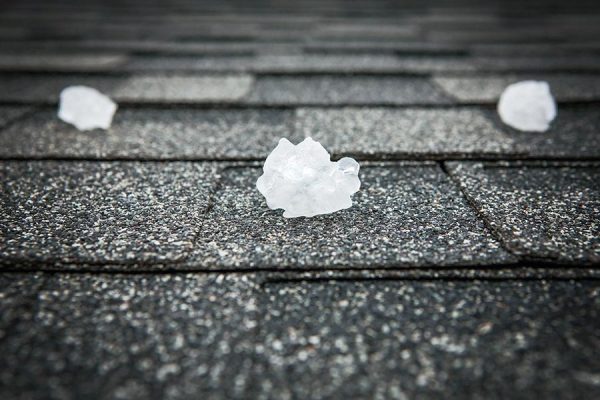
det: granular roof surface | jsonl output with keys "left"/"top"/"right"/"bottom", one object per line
{"left": 0, "top": 0, "right": 599, "bottom": 399}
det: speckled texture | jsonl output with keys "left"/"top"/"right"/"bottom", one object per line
{"left": 246, "top": 76, "right": 453, "bottom": 105}
{"left": 0, "top": 273, "right": 260, "bottom": 400}
{"left": 251, "top": 55, "right": 475, "bottom": 73}
{"left": 256, "top": 280, "right": 600, "bottom": 399}
{"left": 498, "top": 105, "right": 600, "bottom": 158}
{"left": 295, "top": 107, "right": 517, "bottom": 158}
{"left": 4, "top": 105, "right": 597, "bottom": 160}
{"left": 113, "top": 74, "right": 254, "bottom": 103}
{"left": 262, "top": 267, "right": 600, "bottom": 281}
{"left": 186, "top": 164, "right": 515, "bottom": 269}
{"left": 0, "top": 162, "right": 217, "bottom": 264}
{"left": 1, "top": 2, "right": 600, "bottom": 398}
{"left": 434, "top": 74, "right": 600, "bottom": 103}
{"left": 0, "top": 109, "right": 295, "bottom": 159}
{"left": 446, "top": 162, "right": 600, "bottom": 264}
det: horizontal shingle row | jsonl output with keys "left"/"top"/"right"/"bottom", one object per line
{"left": 446, "top": 161, "right": 600, "bottom": 264}
{"left": 0, "top": 162, "right": 217, "bottom": 265}
{"left": 2, "top": 73, "right": 600, "bottom": 105}
{"left": 1, "top": 272, "right": 599, "bottom": 399}
{"left": 0, "top": 161, "right": 515, "bottom": 270}
{"left": 2, "top": 160, "right": 598, "bottom": 270}
{"left": 434, "top": 73, "right": 600, "bottom": 102}
{"left": 4, "top": 53, "right": 600, "bottom": 73}
{"left": 1, "top": 105, "right": 597, "bottom": 160}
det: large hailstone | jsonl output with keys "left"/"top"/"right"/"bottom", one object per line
{"left": 497, "top": 80, "right": 557, "bottom": 132}
{"left": 256, "top": 137, "right": 360, "bottom": 218}
{"left": 58, "top": 86, "right": 117, "bottom": 131}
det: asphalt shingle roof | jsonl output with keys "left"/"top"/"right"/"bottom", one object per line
{"left": 1, "top": 0, "right": 599, "bottom": 398}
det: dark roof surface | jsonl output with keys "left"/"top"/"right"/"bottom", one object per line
{"left": 0, "top": 0, "right": 599, "bottom": 399}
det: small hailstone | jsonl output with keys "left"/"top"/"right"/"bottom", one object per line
{"left": 256, "top": 137, "right": 360, "bottom": 218}
{"left": 497, "top": 80, "right": 557, "bottom": 132}
{"left": 58, "top": 86, "right": 117, "bottom": 131}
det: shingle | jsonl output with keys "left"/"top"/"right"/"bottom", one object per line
{"left": 0, "top": 272, "right": 260, "bottom": 400}
{"left": 294, "top": 107, "right": 517, "bottom": 158}
{"left": 446, "top": 162, "right": 600, "bottom": 264}
{"left": 0, "top": 54, "right": 127, "bottom": 72}
{"left": 474, "top": 56, "right": 600, "bottom": 72}
{"left": 0, "top": 108, "right": 294, "bottom": 159}
{"left": 434, "top": 74, "right": 600, "bottom": 103}
{"left": 264, "top": 266, "right": 600, "bottom": 280}
{"left": 112, "top": 74, "right": 254, "bottom": 103}
{"left": 427, "top": 28, "right": 564, "bottom": 44}
{"left": 125, "top": 55, "right": 254, "bottom": 72}
{"left": 125, "top": 55, "right": 399, "bottom": 73}
{"left": 246, "top": 76, "right": 453, "bottom": 105}
{"left": 312, "top": 23, "right": 418, "bottom": 40}
{"left": 0, "top": 106, "right": 30, "bottom": 128}
{"left": 0, "top": 74, "right": 253, "bottom": 104}
{"left": 0, "top": 161, "right": 217, "bottom": 265}
{"left": 0, "top": 40, "right": 259, "bottom": 55}
{"left": 494, "top": 105, "right": 600, "bottom": 158}
{"left": 304, "top": 41, "right": 466, "bottom": 55}
{"left": 186, "top": 164, "right": 515, "bottom": 269}
{"left": 126, "top": 55, "right": 476, "bottom": 74}
{"left": 257, "top": 280, "right": 600, "bottom": 399}
{"left": 248, "top": 55, "right": 408, "bottom": 73}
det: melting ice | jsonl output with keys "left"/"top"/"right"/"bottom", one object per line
{"left": 58, "top": 86, "right": 117, "bottom": 131}
{"left": 497, "top": 80, "right": 557, "bottom": 132}
{"left": 257, "top": 137, "right": 360, "bottom": 218}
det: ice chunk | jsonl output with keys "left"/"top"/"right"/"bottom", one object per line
{"left": 58, "top": 86, "right": 117, "bottom": 131}
{"left": 257, "top": 137, "right": 361, "bottom": 218}
{"left": 497, "top": 80, "right": 557, "bottom": 132}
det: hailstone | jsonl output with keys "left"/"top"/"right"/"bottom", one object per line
{"left": 58, "top": 86, "right": 117, "bottom": 131}
{"left": 256, "top": 137, "right": 360, "bottom": 218}
{"left": 497, "top": 80, "right": 557, "bottom": 132}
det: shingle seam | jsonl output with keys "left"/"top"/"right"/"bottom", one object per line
{"left": 439, "top": 160, "right": 523, "bottom": 260}
{"left": 181, "top": 164, "right": 226, "bottom": 265}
